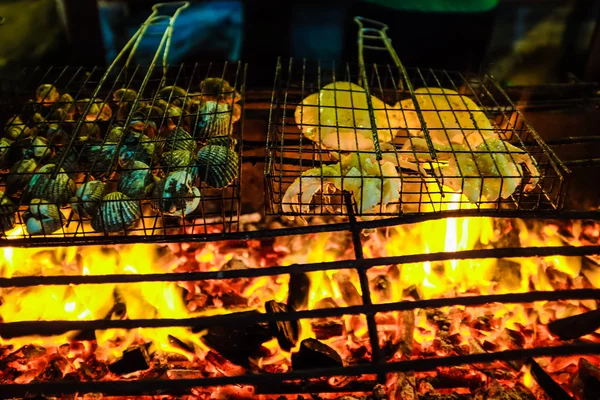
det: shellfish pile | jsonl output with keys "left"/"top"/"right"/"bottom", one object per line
{"left": 0, "top": 78, "right": 242, "bottom": 236}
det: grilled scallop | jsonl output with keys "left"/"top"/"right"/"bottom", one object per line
{"left": 71, "top": 180, "right": 105, "bottom": 219}
{"left": 91, "top": 192, "right": 141, "bottom": 233}
{"left": 152, "top": 170, "right": 200, "bottom": 217}
{"left": 24, "top": 199, "right": 66, "bottom": 236}
{"left": 24, "top": 164, "right": 76, "bottom": 206}
{"left": 196, "top": 144, "right": 239, "bottom": 189}
{"left": 118, "top": 161, "right": 155, "bottom": 199}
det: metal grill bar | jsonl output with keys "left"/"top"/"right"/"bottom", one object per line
{"left": 1, "top": 343, "right": 599, "bottom": 398}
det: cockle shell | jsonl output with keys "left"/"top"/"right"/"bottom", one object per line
{"left": 0, "top": 138, "right": 12, "bottom": 169}
{"left": 118, "top": 131, "right": 157, "bottom": 167}
{"left": 76, "top": 98, "right": 113, "bottom": 122}
{"left": 36, "top": 84, "right": 60, "bottom": 104}
{"left": 205, "top": 135, "right": 237, "bottom": 148}
{"left": 0, "top": 192, "right": 17, "bottom": 233}
{"left": 53, "top": 146, "right": 83, "bottom": 181}
{"left": 24, "top": 199, "right": 66, "bottom": 235}
{"left": 197, "top": 101, "right": 233, "bottom": 140}
{"left": 118, "top": 161, "right": 155, "bottom": 199}
{"left": 25, "top": 164, "right": 76, "bottom": 205}
{"left": 200, "top": 78, "right": 241, "bottom": 104}
{"left": 161, "top": 149, "right": 196, "bottom": 173}
{"left": 6, "top": 159, "right": 37, "bottom": 196}
{"left": 91, "top": 192, "right": 141, "bottom": 233}
{"left": 107, "top": 125, "right": 125, "bottom": 142}
{"left": 152, "top": 170, "right": 200, "bottom": 217}
{"left": 162, "top": 127, "right": 196, "bottom": 153}
{"left": 4, "top": 115, "right": 29, "bottom": 140}
{"left": 13, "top": 136, "right": 52, "bottom": 161}
{"left": 196, "top": 144, "right": 239, "bottom": 189}
{"left": 71, "top": 180, "right": 105, "bottom": 219}
{"left": 81, "top": 142, "right": 118, "bottom": 176}
{"left": 113, "top": 88, "right": 138, "bottom": 102}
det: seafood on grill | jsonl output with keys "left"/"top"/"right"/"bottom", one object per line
{"left": 196, "top": 101, "right": 238, "bottom": 140}
{"left": 4, "top": 115, "right": 29, "bottom": 140}
{"left": 53, "top": 146, "right": 84, "bottom": 181}
{"left": 295, "top": 82, "right": 403, "bottom": 151}
{"left": 402, "top": 133, "right": 541, "bottom": 203}
{"left": 75, "top": 98, "right": 113, "bottom": 122}
{"left": 161, "top": 149, "right": 196, "bottom": 173}
{"left": 106, "top": 125, "right": 125, "bottom": 142}
{"left": 0, "top": 138, "right": 12, "bottom": 168}
{"left": 162, "top": 127, "right": 196, "bottom": 153}
{"left": 398, "top": 87, "right": 495, "bottom": 145}
{"left": 24, "top": 199, "right": 66, "bottom": 235}
{"left": 158, "top": 85, "right": 188, "bottom": 107}
{"left": 6, "top": 159, "right": 37, "bottom": 195}
{"left": 118, "top": 161, "right": 155, "bottom": 199}
{"left": 91, "top": 191, "right": 142, "bottom": 233}
{"left": 0, "top": 192, "right": 17, "bottom": 233}
{"left": 12, "top": 136, "right": 52, "bottom": 161}
{"left": 81, "top": 142, "right": 118, "bottom": 176}
{"left": 282, "top": 152, "right": 401, "bottom": 220}
{"left": 152, "top": 170, "right": 200, "bottom": 217}
{"left": 35, "top": 84, "right": 60, "bottom": 105}
{"left": 113, "top": 88, "right": 140, "bottom": 121}
{"left": 71, "top": 180, "right": 105, "bottom": 219}
{"left": 118, "top": 131, "right": 157, "bottom": 167}
{"left": 196, "top": 144, "right": 239, "bottom": 189}
{"left": 24, "top": 164, "right": 77, "bottom": 206}
{"left": 200, "top": 78, "right": 241, "bottom": 104}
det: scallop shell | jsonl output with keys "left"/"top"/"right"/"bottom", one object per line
{"left": 91, "top": 192, "right": 141, "bottom": 233}
{"left": 197, "top": 101, "right": 233, "bottom": 140}
{"left": 196, "top": 144, "right": 239, "bottom": 189}
{"left": 24, "top": 199, "right": 66, "bottom": 235}
{"left": 152, "top": 170, "right": 200, "bottom": 217}
{"left": 25, "top": 164, "right": 76, "bottom": 205}
{"left": 0, "top": 192, "right": 17, "bottom": 233}
{"left": 81, "top": 142, "right": 118, "bottom": 176}
{"left": 71, "top": 180, "right": 105, "bottom": 219}
{"left": 118, "top": 161, "right": 155, "bottom": 199}
{"left": 161, "top": 149, "right": 196, "bottom": 173}
{"left": 162, "top": 127, "right": 196, "bottom": 153}
{"left": 118, "top": 131, "right": 157, "bottom": 167}
{"left": 36, "top": 84, "right": 60, "bottom": 104}
{"left": 6, "top": 159, "right": 37, "bottom": 196}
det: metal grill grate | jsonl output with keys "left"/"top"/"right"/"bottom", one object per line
{"left": 0, "top": 62, "right": 245, "bottom": 246}
{"left": 265, "top": 58, "right": 569, "bottom": 220}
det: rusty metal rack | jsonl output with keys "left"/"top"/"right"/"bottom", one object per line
{"left": 265, "top": 18, "right": 569, "bottom": 220}
{"left": 0, "top": 2, "right": 245, "bottom": 246}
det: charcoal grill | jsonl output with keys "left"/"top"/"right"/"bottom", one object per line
{"left": 1, "top": 11, "right": 600, "bottom": 400}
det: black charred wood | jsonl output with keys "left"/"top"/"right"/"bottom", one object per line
{"left": 200, "top": 310, "right": 273, "bottom": 367}
{"left": 291, "top": 338, "right": 343, "bottom": 370}
{"left": 288, "top": 272, "right": 310, "bottom": 310}
{"left": 311, "top": 297, "right": 345, "bottom": 340}
{"left": 108, "top": 345, "right": 151, "bottom": 376}
{"left": 265, "top": 300, "right": 299, "bottom": 351}
{"left": 548, "top": 309, "right": 600, "bottom": 340}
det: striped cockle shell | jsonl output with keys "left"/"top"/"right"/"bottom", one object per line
{"left": 118, "top": 131, "right": 157, "bottom": 167}
{"left": 160, "top": 149, "right": 196, "bottom": 173}
{"left": 6, "top": 159, "right": 37, "bottom": 196}
{"left": 24, "top": 199, "right": 66, "bottom": 235}
{"left": 152, "top": 170, "right": 200, "bottom": 217}
{"left": 25, "top": 164, "right": 76, "bottom": 206}
{"left": 71, "top": 180, "right": 105, "bottom": 219}
{"left": 118, "top": 161, "right": 155, "bottom": 199}
{"left": 196, "top": 144, "right": 239, "bottom": 189}
{"left": 81, "top": 142, "right": 118, "bottom": 177}
{"left": 196, "top": 101, "right": 233, "bottom": 140}
{"left": 162, "top": 127, "right": 196, "bottom": 153}
{"left": 91, "top": 192, "right": 141, "bottom": 233}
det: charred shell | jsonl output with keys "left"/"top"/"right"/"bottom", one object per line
{"left": 197, "top": 101, "right": 233, "bottom": 140}
{"left": 152, "top": 170, "right": 200, "bottom": 217}
{"left": 118, "top": 161, "right": 155, "bottom": 199}
{"left": 91, "top": 192, "right": 141, "bottom": 233}
{"left": 24, "top": 164, "right": 76, "bottom": 205}
{"left": 71, "top": 180, "right": 105, "bottom": 219}
{"left": 36, "top": 84, "right": 60, "bottom": 104}
{"left": 81, "top": 142, "right": 118, "bottom": 177}
{"left": 4, "top": 115, "right": 29, "bottom": 140}
{"left": 6, "top": 159, "right": 37, "bottom": 196}
{"left": 200, "top": 78, "right": 241, "bottom": 103}
{"left": 162, "top": 127, "right": 196, "bottom": 153}
{"left": 118, "top": 131, "right": 157, "bottom": 167}
{"left": 0, "top": 192, "right": 17, "bottom": 234}
{"left": 196, "top": 144, "right": 239, "bottom": 189}
{"left": 161, "top": 149, "right": 196, "bottom": 173}
{"left": 24, "top": 199, "right": 66, "bottom": 236}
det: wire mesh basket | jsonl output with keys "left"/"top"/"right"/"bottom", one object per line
{"left": 265, "top": 56, "right": 569, "bottom": 219}
{"left": 0, "top": 61, "right": 245, "bottom": 245}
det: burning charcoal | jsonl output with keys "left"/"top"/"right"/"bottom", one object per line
{"left": 205, "top": 351, "right": 246, "bottom": 377}
{"left": 571, "top": 358, "right": 600, "bottom": 400}
{"left": 473, "top": 380, "right": 535, "bottom": 400}
{"left": 371, "top": 274, "right": 391, "bottom": 300}
{"left": 548, "top": 309, "right": 600, "bottom": 340}
{"left": 333, "top": 271, "right": 362, "bottom": 306}
{"left": 291, "top": 338, "right": 342, "bottom": 370}
{"left": 287, "top": 272, "right": 310, "bottom": 310}
{"left": 199, "top": 310, "right": 273, "bottom": 366}
{"left": 108, "top": 345, "right": 151, "bottom": 375}
{"left": 265, "top": 300, "right": 299, "bottom": 351}
{"left": 311, "top": 297, "right": 345, "bottom": 340}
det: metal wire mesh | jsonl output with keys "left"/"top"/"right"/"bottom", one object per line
{"left": 0, "top": 62, "right": 245, "bottom": 245}
{"left": 265, "top": 58, "right": 569, "bottom": 219}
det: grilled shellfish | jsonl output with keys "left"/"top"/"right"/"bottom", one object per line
{"left": 161, "top": 149, "right": 196, "bottom": 173}
{"left": 91, "top": 191, "right": 141, "bottom": 233}
{"left": 76, "top": 98, "right": 113, "bottom": 122}
{"left": 200, "top": 78, "right": 241, "bottom": 104}
{"left": 6, "top": 159, "right": 37, "bottom": 196}
{"left": 81, "top": 142, "right": 118, "bottom": 176}
{"left": 118, "top": 161, "right": 155, "bottom": 199}
{"left": 152, "top": 170, "right": 200, "bottom": 217}
{"left": 36, "top": 84, "right": 60, "bottom": 105}
{"left": 162, "top": 127, "right": 196, "bottom": 153}
{"left": 4, "top": 115, "right": 28, "bottom": 140}
{"left": 0, "top": 192, "right": 17, "bottom": 233}
{"left": 196, "top": 144, "right": 239, "bottom": 189}
{"left": 71, "top": 180, "right": 105, "bottom": 219}
{"left": 24, "top": 164, "right": 76, "bottom": 205}
{"left": 118, "top": 131, "right": 157, "bottom": 167}
{"left": 24, "top": 199, "right": 66, "bottom": 235}
{"left": 196, "top": 101, "right": 234, "bottom": 140}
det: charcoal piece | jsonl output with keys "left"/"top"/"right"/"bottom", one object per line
{"left": 548, "top": 309, "right": 600, "bottom": 340}
{"left": 287, "top": 272, "right": 310, "bottom": 310}
{"left": 371, "top": 274, "right": 391, "bottom": 300}
{"left": 292, "top": 338, "right": 343, "bottom": 370}
{"left": 333, "top": 272, "right": 362, "bottom": 306}
{"left": 199, "top": 310, "right": 273, "bottom": 366}
{"left": 265, "top": 300, "right": 299, "bottom": 351}
{"left": 311, "top": 297, "right": 345, "bottom": 340}
{"left": 168, "top": 335, "right": 195, "bottom": 354}
{"left": 529, "top": 359, "right": 572, "bottom": 400}
{"left": 108, "top": 345, "right": 151, "bottom": 375}
{"left": 571, "top": 358, "right": 600, "bottom": 400}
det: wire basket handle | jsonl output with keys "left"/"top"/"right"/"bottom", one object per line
{"left": 355, "top": 16, "right": 437, "bottom": 160}
{"left": 52, "top": 1, "right": 190, "bottom": 178}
